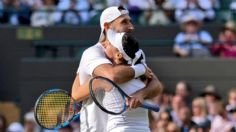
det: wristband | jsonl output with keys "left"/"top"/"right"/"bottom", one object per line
{"left": 131, "top": 64, "right": 146, "bottom": 78}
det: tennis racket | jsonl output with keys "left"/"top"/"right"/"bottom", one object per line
{"left": 89, "top": 76, "right": 160, "bottom": 115}
{"left": 34, "top": 89, "right": 81, "bottom": 129}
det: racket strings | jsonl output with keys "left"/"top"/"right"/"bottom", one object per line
{"left": 92, "top": 78, "right": 126, "bottom": 114}
{"left": 103, "top": 88, "right": 126, "bottom": 113}
{"left": 36, "top": 92, "right": 75, "bottom": 128}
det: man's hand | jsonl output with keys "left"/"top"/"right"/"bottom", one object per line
{"left": 126, "top": 92, "right": 144, "bottom": 109}
{"left": 144, "top": 67, "right": 153, "bottom": 79}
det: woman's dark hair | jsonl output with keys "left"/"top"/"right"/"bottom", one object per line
{"left": 122, "top": 33, "right": 143, "bottom": 64}
{"left": 122, "top": 33, "right": 147, "bottom": 80}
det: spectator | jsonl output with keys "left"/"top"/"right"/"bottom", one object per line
{"left": 16, "top": 0, "right": 32, "bottom": 25}
{"left": 31, "top": 0, "right": 59, "bottom": 27}
{"left": 27, "top": 0, "right": 43, "bottom": 9}
{"left": 140, "top": 0, "right": 173, "bottom": 25}
{"left": 170, "top": 95, "right": 186, "bottom": 127}
{"left": 24, "top": 111, "right": 41, "bottom": 132}
{"left": 226, "top": 88, "right": 236, "bottom": 129}
{"left": 166, "top": 122, "right": 180, "bottom": 132}
{"left": 210, "top": 100, "right": 234, "bottom": 132}
{"left": 7, "top": 122, "right": 24, "bottom": 132}
{"left": 200, "top": 85, "right": 220, "bottom": 107}
{"left": 227, "top": 88, "right": 236, "bottom": 108}
{"left": 175, "top": 81, "right": 192, "bottom": 105}
{"left": 61, "top": 0, "right": 80, "bottom": 25}
{"left": 191, "top": 97, "right": 211, "bottom": 131}
{"left": 57, "top": 0, "right": 70, "bottom": 10}
{"left": 106, "top": 0, "right": 125, "bottom": 7}
{"left": 173, "top": 14, "right": 213, "bottom": 58}
{"left": 158, "top": 87, "right": 172, "bottom": 111}
{"left": 179, "top": 106, "right": 198, "bottom": 132}
{"left": 74, "top": 0, "right": 90, "bottom": 24}
{"left": 149, "top": 87, "right": 172, "bottom": 129}
{"left": 0, "top": 0, "right": 28, "bottom": 25}
{"left": 0, "top": 114, "right": 7, "bottom": 132}
{"left": 211, "top": 21, "right": 236, "bottom": 58}
{"left": 158, "top": 111, "right": 173, "bottom": 131}
{"left": 126, "top": 0, "right": 155, "bottom": 23}
{"left": 230, "top": 1, "right": 236, "bottom": 12}
{"left": 210, "top": 0, "right": 220, "bottom": 9}
{"left": 226, "top": 105, "right": 236, "bottom": 131}
{"left": 175, "top": 0, "right": 215, "bottom": 22}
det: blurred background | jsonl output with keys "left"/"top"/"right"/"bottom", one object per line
{"left": 1, "top": 0, "right": 236, "bottom": 131}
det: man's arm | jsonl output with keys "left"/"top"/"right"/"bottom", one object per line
{"left": 137, "top": 74, "right": 163, "bottom": 99}
{"left": 71, "top": 63, "right": 143, "bottom": 101}
{"left": 128, "top": 73, "right": 163, "bottom": 108}
{"left": 71, "top": 74, "right": 91, "bottom": 102}
{"left": 93, "top": 63, "right": 136, "bottom": 84}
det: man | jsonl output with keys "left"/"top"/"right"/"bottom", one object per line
{"left": 71, "top": 6, "right": 162, "bottom": 132}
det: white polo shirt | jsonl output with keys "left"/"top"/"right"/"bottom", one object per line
{"left": 77, "top": 43, "right": 112, "bottom": 132}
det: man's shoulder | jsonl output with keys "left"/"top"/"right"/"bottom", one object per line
{"left": 83, "top": 43, "right": 103, "bottom": 54}
{"left": 80, "top": 42, "right": 106, "bottom": 61}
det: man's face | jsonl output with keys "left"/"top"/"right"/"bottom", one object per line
{"left": 110, "top": 14, "right": 134, "bottom": 33}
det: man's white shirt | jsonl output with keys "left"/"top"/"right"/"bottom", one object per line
{"left": 78, "top": 43, "right": 111, "bottom": 132}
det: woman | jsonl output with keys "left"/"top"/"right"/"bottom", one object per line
{"left": 105, "top": 29, "right": 153, "bottom": 132}
{"left": 191, "top": 97, "right": 211, "bottom": 131}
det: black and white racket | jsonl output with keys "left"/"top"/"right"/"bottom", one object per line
{"left": 89, "top": 76, "right": 160, "bottom": 115}
{"left": 34, "top": 89, "right": 81, "bottom": 129}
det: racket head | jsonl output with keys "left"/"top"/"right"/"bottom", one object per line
{"left": 34, "top": 89, "right": 79, "bottom": 129}
{"left": 89, "top": 76, "right": 128, "bottom": 115}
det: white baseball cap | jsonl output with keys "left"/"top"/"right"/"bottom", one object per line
{"left": 99, "top": 6, "right": 129, "bottom": 42}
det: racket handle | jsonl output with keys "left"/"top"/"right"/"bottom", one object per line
{"left": 141, "top": 102, "right": 160, "bottom": 112}
{"left": 71, "top": 114, "right": 80, "bottom": 121}
{"left": 61, "top": 114, "right": 80, "bottom": 128}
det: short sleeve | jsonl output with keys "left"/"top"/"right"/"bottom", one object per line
{"left": 200, "top": 31, "right": 213, "bottom": 43}
{"left": 175, "top": 32, "right": 185, "bottom": 45}
{"left": 80, "top": 45, "right": 112, "bottom": 75}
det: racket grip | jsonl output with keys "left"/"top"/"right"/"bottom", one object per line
{"left": 141, "top": 102, "right": 160, "bottom": 112}
{"left": 72, "top": 114, "right": 80, "bottom": 121}
{"left": 62, "top": 114, "right": 80, "bottom": 128}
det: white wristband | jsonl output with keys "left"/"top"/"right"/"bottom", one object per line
{"left": 131, "top": 64, "right": 146, "bottom": 78}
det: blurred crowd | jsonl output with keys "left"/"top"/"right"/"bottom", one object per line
{"left": 1, "top": 0, "right": 236, "bottom": 58}
{"left": 1, "top": 81, "right": 236, "bottom": 132}
{"left": 173, "top": 15, "right": 236, "bottom": 58}
{"left": 0, "top": 0, "right": 235, "bottom": 26}
{"left": 149, "top": 81, "right": 236, "bottom": 132}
